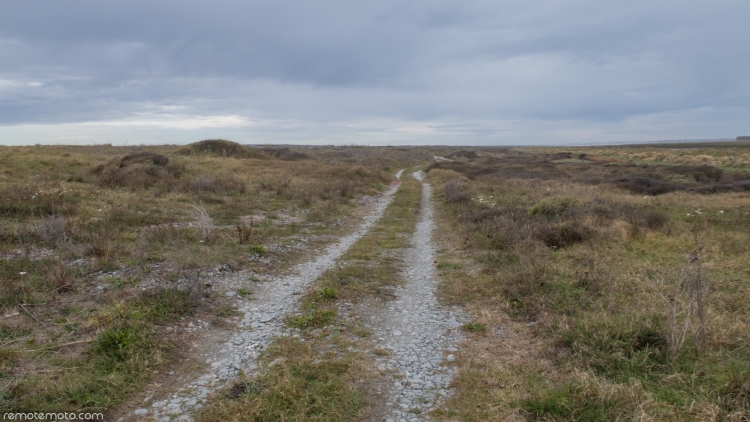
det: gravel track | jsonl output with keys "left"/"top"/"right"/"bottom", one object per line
{"left": 135, "top": 171, "right": 404, "bottom": 422}
{"left": 365, "top": 171, "right": 466, "bottom": 422}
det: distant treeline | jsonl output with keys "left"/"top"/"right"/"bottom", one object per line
{"left": 738, "top": 136, "right": 750, "bottom": 140}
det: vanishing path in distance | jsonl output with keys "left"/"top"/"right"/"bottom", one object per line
{"left": 364, "top": 170, "right": 466, "bottom": 422}
{"left": 134, "top": 171, "right": 404, "bottom": 422}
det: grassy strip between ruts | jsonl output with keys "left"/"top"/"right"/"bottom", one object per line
{"left": 197, "top": 176, "right": 423, "bottom": 422}
{"left": 0, "top": 144, "right": 421, "bottom": 414}
{"left": 426, "top": 151, "right": 750, "bottom": 422}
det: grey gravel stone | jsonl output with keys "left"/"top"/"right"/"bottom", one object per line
{"left": 368, "top": 171, "right": 466, "bottom": 422}
{"left": 138, "top": 171, "right": 404, "bottom": 420}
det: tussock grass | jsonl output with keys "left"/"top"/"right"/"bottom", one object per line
{"left": 199, "top": 174, "right": 424, "bottom": 421}
{"left": 177, "top": 139, "right": 268, "bottom": 159}
{"left": 0, "top": 144, "right": 425, "bottom": 413}
{"left": 1, "top": 286, "right": 198, "bottom": 412}
{"left": 533, "top": 144, "right": 750, "bottom": 169}
{"left": 311, "top": 177, "right": 422, "bottom": 301}
{"left": 288, "top": 306, "right": 337, "bottom": 329}
{"left": 427, "top": 147, "right": 750, "bottom": 421}
{"left": 198, "top": 337, "right": 367, "bottom": 422}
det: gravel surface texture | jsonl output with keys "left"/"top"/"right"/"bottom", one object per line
{"left": 135, "top": 171, "right": 404, "bottom": 421}
{"left": 366, "top": 171, "right": 466, "bottom": 422}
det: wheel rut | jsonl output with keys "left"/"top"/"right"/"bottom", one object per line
{"left": 131, "top": 171, "right": 404, "bottom": 422}
{"left": 363, "top": 171, "right": 467, "bottom": 422}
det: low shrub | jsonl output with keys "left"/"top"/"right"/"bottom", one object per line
{"left": 611, "top": 176, "right": 684, "bottom": 195}
{"left": 118, "top": 152, "right": 169, "bottom": 166}
{"left": 533, "top": 221, "right": 591, "bottom": 248}
{"left": 690, "top": 180, "right": 750, "bottom": 194}
{"left": 669, "top": 165, "right": 723, "bottom": 183}
{"left": 529, "top": 197, "right": 588, "bottom": 219}
{"left": 177, "top": 139, "right": 268, "bottom": 159}
{"left": 93, "top": 155, "right": 184, "bottom": 191}
{"left": 620, "top": 206, "right": 670, "bottom": 230}
{"left": 35, "top": 215, "right": 67, "bottom": 245}
{"left": 446, "top": 150, "right": 478, "bottom": 160}
{"left": 443, "top": 180, "right": 471, "bottom": 203}
{"left": 260, "top": 147, "right": 311, "bottom": 161}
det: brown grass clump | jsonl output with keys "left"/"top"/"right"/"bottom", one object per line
{"left": 427, "top": 146, "right": 750, "bottom": 421}
{"left": 177, "top": 139, "right": 268, "bottom": 159}
{"left": 199, "top": 176, "right": 422, "bottom": 422}
{"left": 443, "top": 179, "right": 471, "bottom": 203}
{"left": 534, "top": 143, "right": 750, "bottom": 169}
{"left": 198, "top": 337, "right": 367, "bottom": 422}
{"left": 0, "top": 144, "right": 419, "bottom": 414}
{"left": 446, "top": 150, "right": 479, "bottom": 160}
{"left": 92, "top": 152, "right": 184, "bottom": 191}
{"left": 260, "top": 146, "right": 311, "bottom": 161}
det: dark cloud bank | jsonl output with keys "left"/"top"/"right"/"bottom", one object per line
{"left": 0, "top": 0, "right": 748, "bottom": 145}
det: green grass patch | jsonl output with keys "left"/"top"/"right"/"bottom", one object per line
{"left": 198, "top": 337, "right": 366, "bottom": 422}
{"left": 437, "top": 261, "right": 463, "bottom": 270}
{"left": 1, "top": 322, "right": 168, "bottom": 412}
{"left": 462, "top": 323, "right": 487, "bottom": 333}
{"left": 288, "top": 307, "right": 337, "bottom": 329}
{"left": 0, "top": 324, "right": 33, "bottom": 341}
{"left": 136, "top": 288, "right": 199, "bottom": 323}
{"left": 105, "top": 276, "right": 139, "bottom": 289}
{"left": 521, "top": 382, "right": 616, "bottom": 421}
{"left": 315, "top": 287, "right": 338, "bottom": 301}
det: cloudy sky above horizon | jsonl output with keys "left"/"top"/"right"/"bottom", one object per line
{"left": 1, "top": 0, "right": 748, "bottom": 146}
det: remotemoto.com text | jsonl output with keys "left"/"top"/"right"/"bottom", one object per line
{"left": 3, "top": 413, "right": 104, "bottom": 421}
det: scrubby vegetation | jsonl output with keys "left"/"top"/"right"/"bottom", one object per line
{"left": 177, "top": 139, "right": 268, "bottom": 159}
{"left": 4, "top": 141, "right": 747, "bottom": 420}
{"left": 428, "top": 145, "right": 750, "bottom": 421}
{"left": 0, "top": 143, "right": 418, "bottom": 413}
{"left": 198, "top": 175, "right": 424, "bottom": 422}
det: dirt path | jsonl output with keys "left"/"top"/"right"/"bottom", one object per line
{"left": 127, "top": 171, "right": 404, "bottom": 422}
{"left": 361, "top": 171, "right": 466, "bottom": 422}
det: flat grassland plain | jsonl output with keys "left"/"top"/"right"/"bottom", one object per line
{"left": 1, "top": 141, "right": 748, "bottom": 421}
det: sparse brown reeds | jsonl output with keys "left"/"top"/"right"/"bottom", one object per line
{"left": 189, "top": 203, "right": 214, "bottom": 242}
{"left": 236, "top": 219, "right": 253, "bottom": 244}
{"left": 649, "top": 246, "right": 712, "bottom": 362}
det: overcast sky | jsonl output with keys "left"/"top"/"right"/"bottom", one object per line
{"left": 1, "top": 0, "right": 748, "bottom": 145}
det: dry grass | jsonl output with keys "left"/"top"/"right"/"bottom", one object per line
{"left": 308, "top": 177, "right": 423, "bottom": 302}
{"left": 0, "top": 144, "right": 427, "bottom": 413}
{"left": 198, "top": 175, "right": 424, "bottom": 421}
{"left": 189, "top": 203, "right": 215, "bottom": 242}
{"left": 198, "top": 336, "right": 368, "bottom": 422}
{"left": 528, "top": 143, "right": 750, "bottom": 169}
{"left": 427, "top": 146, "right": 750, "bottom": 421}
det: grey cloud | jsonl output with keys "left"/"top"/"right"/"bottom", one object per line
{"left": 0, "top": 0, "right": 748, "bottom": 144}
